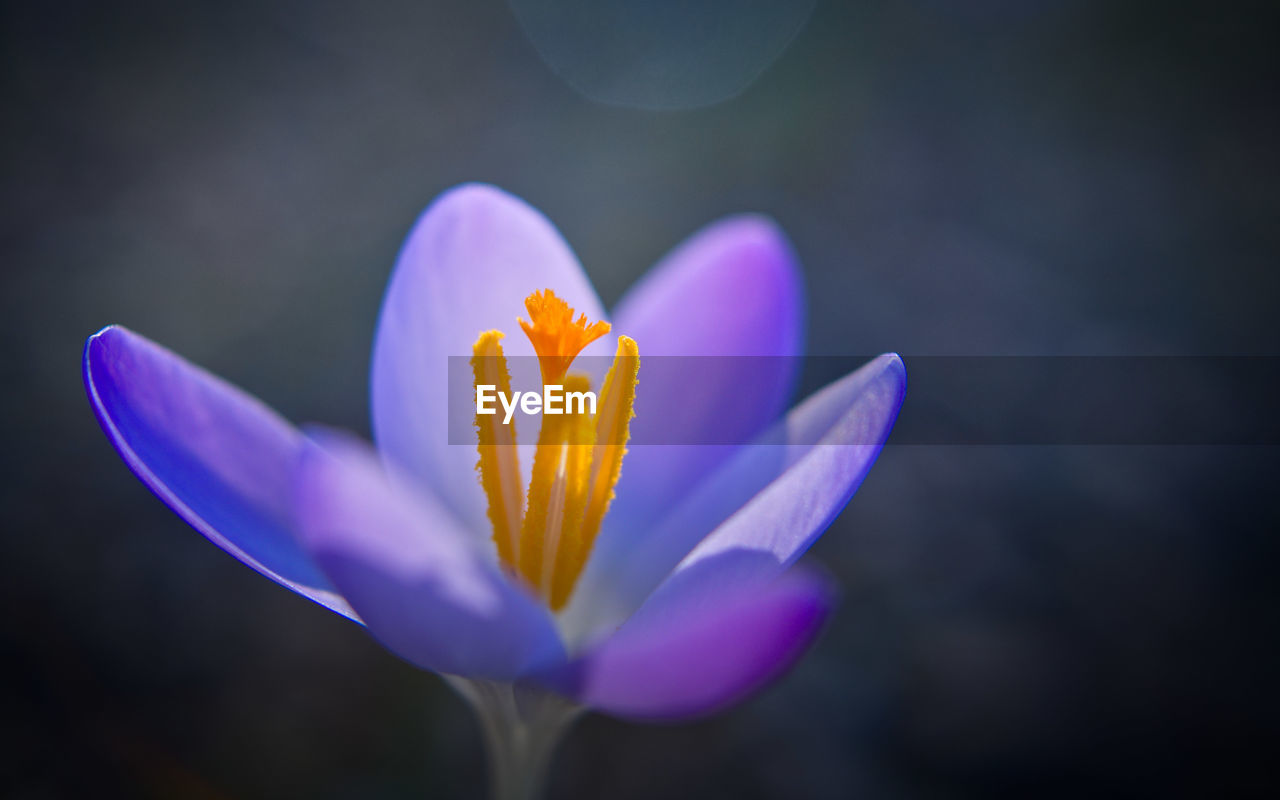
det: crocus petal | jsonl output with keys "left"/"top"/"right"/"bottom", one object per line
{"left": 371, "top": 183, "right": 610, "bottom": 537}
{"left": 566, "top": 354, "right": 904, "bottom": 637}
{"left": 539, "top": 569, "right": 833, "bottom": 720}
{"left": 293, "top": 430, "right": 565, "bottom": 679}
{"left": 83, "top": 325, "right": 356, "bottom": 620}
{"left": 605, "top": 214, "right": 805, "bottom": 531}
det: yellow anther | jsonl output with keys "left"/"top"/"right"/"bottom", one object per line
{"left": 519, "top": 289, "right": 610, "bottom": 385}
{"left": 471, "top": 331, "right": 521, "bottom": 565}
{"left": 550, "top": 336, "right": 638, "bottom": 609}
{"left": 517, "top": 373, "right": 595, "bottom": 597}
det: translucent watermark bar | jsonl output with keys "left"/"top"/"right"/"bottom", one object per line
{"left": 447, "top": 356, "right": 1280, "bottom": 446}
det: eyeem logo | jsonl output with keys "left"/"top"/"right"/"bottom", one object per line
{"left": 476, "top": 384, "right": 598, "bottom": 425}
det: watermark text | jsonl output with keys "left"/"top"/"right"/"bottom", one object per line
{"left": 476, "top": 384, "right": 597, "bottom": 425}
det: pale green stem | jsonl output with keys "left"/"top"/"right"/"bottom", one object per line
{"left": 447, "top": 677, "right": 582, "bottom": 800}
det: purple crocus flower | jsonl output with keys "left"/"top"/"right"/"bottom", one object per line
{"left": 83, "top": 184, "right": 904, "bottom": 797}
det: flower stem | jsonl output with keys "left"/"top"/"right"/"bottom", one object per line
{"left": 447, "top": 677, "right": 581, "bottom": 800}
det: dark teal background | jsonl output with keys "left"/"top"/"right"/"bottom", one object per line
{"left": 3, "top": 1, "right": 1277, "bottom": 797}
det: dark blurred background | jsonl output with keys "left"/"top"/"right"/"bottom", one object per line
{"left": 3, "top": 0, "right": 1278, "bottom": 797}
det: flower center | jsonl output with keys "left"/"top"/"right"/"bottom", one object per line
{"left": 471, "top": 289, "right": 638, "bottom": 610}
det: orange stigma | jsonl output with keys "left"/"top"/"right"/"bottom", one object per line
{"left": 518, "top": 289, "right": 611, "bottom": 384}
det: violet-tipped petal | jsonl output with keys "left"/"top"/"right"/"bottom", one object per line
{"left": 83, "top": 325, "right": 355, "bottom": 620}
{"left": 293, "top": 430, "right": 566, "bottom": 679}
{"left": 540, "top": 569, "right": 834, "bottom": 721}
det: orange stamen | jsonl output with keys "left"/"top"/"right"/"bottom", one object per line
{"left": 471, "top": 331, "right": 522, "bottom": 564}
{"left": 549, "top": 336, "right": 638, "bottom": 609}
{"left": 472, "top": 290, "right": 637, "bottom": 611}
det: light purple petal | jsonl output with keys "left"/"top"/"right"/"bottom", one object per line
{"left": 293, "top": 429, "right": 565, "bottom": 679}
{"left": 612, "top": 214, "right": 803, "bottom": 358}
{"left": 83, "top": 325, "right": 356, "bottom": 620}
{"left": 539, "top": 569, "right": 833, "bottom": 720}
{"left": 371, "top": 184, "right": 610, "bottom": 537}
{"left": 566, "top": 354, "right": 904, "bottom": 636}
{"left": 604, "top": 214, "right": 805, "bottom": 532}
